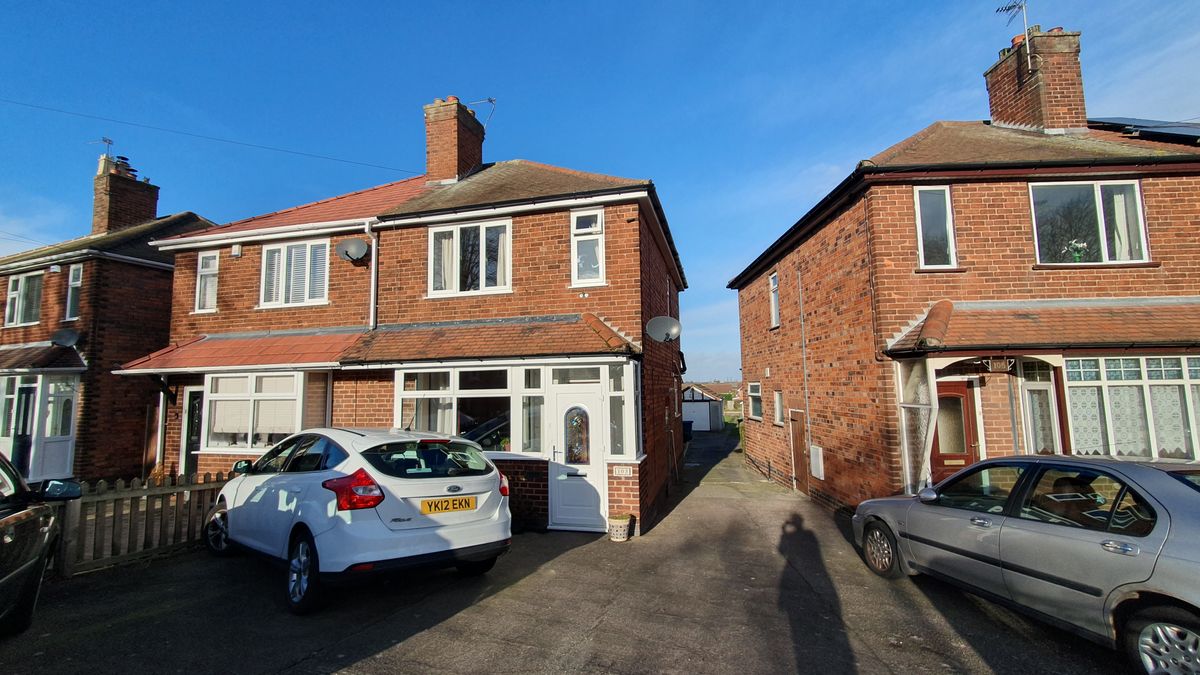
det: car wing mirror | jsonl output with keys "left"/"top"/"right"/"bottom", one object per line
{"left": 232, "top": 460, "right": 253, "bottom": 475}
{"left": 41, "top": 479, "right": 82, "bottom": 501}
{"left": 917, "top": 487, "right": 939, "bottom": 504}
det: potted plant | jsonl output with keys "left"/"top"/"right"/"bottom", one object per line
{"left": 608, "top": 513, "right": 633, "bottom": 542}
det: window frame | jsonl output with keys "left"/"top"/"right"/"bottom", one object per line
{"left": 913, "top": 185, "right": 958, "bottom": 269}
{"left": 747, "top": 382, "right": 763, "bottom": 421}
{"left": 195, "top": 251, "right": 220, "bottom": 314}
{"left": 930, "top": 462, "right": 1027, "bottom": 514}
{"left": 773, "top": 390, "right": 784, "bottom": 425}
{"left": 427, "top": 219, "right": 513, "bottom": 297}
{"left": 4, "top": 271, "right": 44, "bottom": 327}
{"left": 258, "top": 238, "right": 330, "bottom": 308}
{"left": 1015, "top": 464, "right": 1158, "bottom": 537}
{"left": 768, "top": 272, "right": 780, "bottom": 328}
{"left": 64, "top": 264, "right": 83, "bottom": 321}
{"left": 570, "top": 208, "right": 606, "bottom": 288}
{"left": 202, "top": 372, "right": 304, "bottom": 452}
{"left": 1029, "top": 180, "right": 1150, "bottom": 265}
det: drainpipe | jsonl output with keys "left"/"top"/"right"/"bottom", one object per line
{"left": 795, "top": 268, "right": 813, "bottom": 492}
{"left": 365, "top": 219, "right": 380, "bottom": 329}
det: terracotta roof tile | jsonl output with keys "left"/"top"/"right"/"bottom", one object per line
{"left": 119, "top": 331, "right": 363, "bottom": 372}
{"left": 888, "top": 299, "right": 1200, "bottom": 355}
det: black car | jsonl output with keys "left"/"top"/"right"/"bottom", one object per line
{"left": 0, "top": 453, "right": 80, "bottom": 636}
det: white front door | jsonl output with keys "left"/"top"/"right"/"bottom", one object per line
{"left": 549, "top": 392, "right": 607, "bottom": 531}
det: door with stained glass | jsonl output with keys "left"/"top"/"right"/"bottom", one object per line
{"left": 549, "top": 391, "right": 607, "bottom": 531}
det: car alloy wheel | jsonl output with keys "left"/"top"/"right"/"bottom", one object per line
{"left": 204, "top": 505, "right": 232, "bottom": 556}
{"left": 862, "top": 522, "right": 903, "bottom": 579}
{"left": 288, "top": 540, "right": 311, "bottom": 603}
{"left": 285, "top": 532, "right": 322, "bottom": 614}
{"left": 1136, "top": 620, "right": 1200, "bottom": 674}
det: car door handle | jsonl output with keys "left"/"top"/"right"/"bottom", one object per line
{"left": 969, "top": 517, "right": 991, "bottom": 528}
{"left": 1101, "top": 540, "right": 1139, "bottom": 556}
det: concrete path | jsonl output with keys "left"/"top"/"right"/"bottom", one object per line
{"left": 0, "top": 430, "right": 1123, "bottom": 674}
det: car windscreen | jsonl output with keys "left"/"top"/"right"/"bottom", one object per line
{"left": 360, "top": 441, "right": 494, "bottom": 479}
{"left": 1170, "top": 470, "right": 1200, "bottom": 494}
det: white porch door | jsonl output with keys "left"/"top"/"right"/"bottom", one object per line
{"left": 549, "top": 391, "right": 607, "bottom": 531}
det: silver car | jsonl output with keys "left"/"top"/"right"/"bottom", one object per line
{"left": 852, "top": 456, "right": 1200, "bottom": 674}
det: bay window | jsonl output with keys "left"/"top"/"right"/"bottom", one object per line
{"left": 261, "top": 239, "right": 329, "bottom": 307}
{"left": 1030, "top": 181, "right": 1148, "bottom": 264}
{"left": 204, "top": 373, "right": 325, "bottom": 450}
{"left": 428, "top": 220, "right": 511, "bottom": 295}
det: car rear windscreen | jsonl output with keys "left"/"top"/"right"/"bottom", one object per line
{"left": 360, "top": 441, "right": 494, "bottom": 479}
{"left": 1171, "top": 470, "right": 1200, "bottom": 494}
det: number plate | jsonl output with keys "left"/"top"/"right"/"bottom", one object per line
{"left": 420, "top": 496, "right": 477, "bottom": 514}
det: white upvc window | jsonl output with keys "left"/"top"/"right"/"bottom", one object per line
{"left": 570, "top": 208, "right": 606, "bottom": 287}
{"left": 428, "top": 220, "right": 511, "bottom": 296}
{"left": 204, "top": 373, "right": 303, "bottom": 450}
{"left": 773, "top": 391, "right": 784, "bottom": 425}
{"left": 260, "top": 239, "right": 329, "bottom": 307}
{"left": 768, "top": 272, "right": 780, "bottom": 327}
{"left": 1063, "top": 356, "right": 1200, "bottom": 460}
{"left": 747, "top": 382, "right": 763, "bottom": 420}
{"left": 4, "top": 271, "right": 43, "bottom": 327}
{"left": 914, "top": 186, "right": 957, "bottom": 268}
{"left": 195, "top": 251, "right": 219, "bottom": 313}
{"left": 1030, "top": 181, "right": 1149, "bottom": 264}
{"left": 64, "top": 264, "right": 83, "bottom": 320}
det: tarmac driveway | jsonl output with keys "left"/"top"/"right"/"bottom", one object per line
{"left": 1, "top": 431, "right": 1124, "bottom": 674}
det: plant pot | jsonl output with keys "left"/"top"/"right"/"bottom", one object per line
{"left": 608, "top": 515, "right": 633, "bottom": 542}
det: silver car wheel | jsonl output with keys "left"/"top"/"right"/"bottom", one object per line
{"left": 1138, "top": 621, "right": 1200, "bottom": 674}
{"left": 205, "top": 510, "right": 229, "bottom": 552}
{"left": 865, "top": 526, "right": 894, "bottom": 572}
{"left": 288, "top": 539, "right": 311, "bottom": 604}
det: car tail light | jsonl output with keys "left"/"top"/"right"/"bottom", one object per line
{"left": 499, "top": 471, "right": 510, "bottom": 497}
{"left": 322, "top": 468, "right": 385, "bottom": 511}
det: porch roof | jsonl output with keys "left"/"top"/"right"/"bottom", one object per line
{"left": 886, "top": 298, "right": 1200, "bottom": 356}
{"left": 0, "top": 344, "right": 86, "bottom": 372}
{"left": 117, "top": 330, "right": 364, "bottom": 374}
{"left": 339, "top": 314, "right": 638, "bottom": 365}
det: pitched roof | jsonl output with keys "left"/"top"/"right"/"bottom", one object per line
{"left": 0, "top": 212, "right": 212, "bottom": 270}
{"left": 886, "top": 298, "right": 1200, "bottom": 356}
{"left": 683, "top": 382, "right": 721, "bottom": 400}
{"left": 172, "top": 176, "right": 431, "bottom": 239}
{"left": 339, "top": 314, "right": 637, "bottom": 364}
{"left": 0, "top": 344, "right": 86, "bottom": 372}
{"left": 378, "top": 160, "right": 650, "bottom": 219}
{"left": 118, "top": 331, "right": 364, "bottom": 373}
{"left": 869, "top": 121, "right": 1200, "bottom": 168}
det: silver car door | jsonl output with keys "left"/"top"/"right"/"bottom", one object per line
{"left": 1000, "top": 465, "right": 1168, "bottom": 639}
{"left": 901, "top": 463, "right": 1027, "bottom": 599}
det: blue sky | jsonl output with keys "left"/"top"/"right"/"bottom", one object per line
{"left": 2, "top": 1, "right": 1198, "bottom": 381}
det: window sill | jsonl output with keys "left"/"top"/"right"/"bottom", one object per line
{"left": 769, "top": 324, "right": 780, "bottom": 331}
{"left": 569, "top": 281, "right": 608, "bottom": 289}
{"left": 3, "top": 322, "right": 39, "bottom": 329}
{"left": 1032, "top": 261, "right": 1160, "bottom": 271}
{"left": 483, "top": 451, "right": 547, "bottom": 462}
{"left": 255, "top": 300, "right": 330, "bottom": 310}
{"left": 773, "top": 421, "right": 785, "bottom": 427}
{"left": 191, "top": 309, "right": 218, "bottom": 315}
{"left": 425, "top": 288, "right": 513, "bottom": 299}
{"left": 61, "top": 317, "right": 79, "bottom": 323}
{"left": 747, "top": 416, "right": 763, "bottom": 422}
{"left": 915, "top": 266, "right": 968, "bottom": 274}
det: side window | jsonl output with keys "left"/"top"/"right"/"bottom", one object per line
{"left": 254, "top": 435, "right": 304, "bottom": 474}
{"left": 65, "top": 264, "right": 83, "bottom": 320}
{"left": 285, "top": 436, "right": 340, "bottom": 473}
{"left": 914, "top": 186, "right": 956, "bottom": 268}
{"left": 1108, "top": 486, "right": 1156, "bottom": 537}
{"left": 768, "top": 272, "right": 780, "bottom": 327}
{"left": 195, "top": 251, "right": 219, "bottom": 312}
{"left": 0, "top": 458, "right": 26, "bottom": 508}
{"left": 570, "top": 209, "right": 605, "bottom": 287}
{"left": 936, "top": 464, "right": 1025, "bottom": 513}
{"left": 1019, "top": 467, "right": 1126, "bottom": 532}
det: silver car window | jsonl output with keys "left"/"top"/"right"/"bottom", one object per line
{"left": 1020, "top": 468, "right": 1120, "bottom": 530}
{"left": 935, "top": 465, "right": 1025, "bottom": 514}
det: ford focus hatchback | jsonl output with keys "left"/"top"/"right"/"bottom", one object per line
{"left": 204, "top": 428, "right": 511, "bottom": 613}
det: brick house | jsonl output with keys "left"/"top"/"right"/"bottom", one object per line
{"left": 729, "top": 28, "right": 1200, "bottom": 510}
{"left": 0, "top": 156, "right": 210, "bottom": 481}
{"left": 118, "top": 96, "right": 687, "bottom": 533}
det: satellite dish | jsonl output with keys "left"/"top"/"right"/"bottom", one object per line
{"left": 51, "top": 328, "right": 80, "bottom": 348}
{"left": 335, "top": 238, "right": 370, "bottom": 262}
{"left": 645, "top": 316, "right": 682, "bottom": 343}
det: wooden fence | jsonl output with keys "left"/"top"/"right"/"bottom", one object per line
{"left": 57, "top": 473, "right": 229, "bottom": 577}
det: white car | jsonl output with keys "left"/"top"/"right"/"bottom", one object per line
{"left": 203, "top": 428, "right": 512, "bottom": 613}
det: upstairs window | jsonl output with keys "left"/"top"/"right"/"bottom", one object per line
{"left": 571, "top": 209, "right": 605, "bottom": 287}
{"left": 914, "top": 186, "right": 957, "bottom": 268}
{"left": 64, "top": 264, "right": 83, "bottom": 320}
{"left": 1031, "top": 181, "right": 1148, "bottom": 264}
{"left": 4, "top": 272, "right": 42, "bottom": 327}
{"left": 261, "top": 239, "right": 328, "bottom": 307}
{"left": 429, "top": 220, "right": 510, "bottom": 295}
{"left": 768, "top": 272, "right": 780, "bottom": 327}
{"left": 195, "top": 251, "right": 219, "bottom": 313}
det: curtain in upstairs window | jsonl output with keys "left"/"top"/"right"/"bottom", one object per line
{"left": 485, "top": 224, "right": 507, "bottom": 288}
{"left": 432, "top": 231, "right": 454, "bottom": 291}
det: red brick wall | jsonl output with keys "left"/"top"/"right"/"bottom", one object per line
{"left": 493, "top": 458, "right": 548, "bottom": 531}
{"left": 92, "top": 172, "right": 158, "bottom": 234}
{"left": 738, "top": 198, "right": 902, "bottom": 510}
{"left": 330, "top": 371, "right": 393, "bottom": 427}
{"left": 424, "top": 98, "right": 485, "bottom": 182}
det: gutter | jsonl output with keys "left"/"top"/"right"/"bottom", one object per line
{"left": 0, "top": 249, "right": 174, "bottom": 275}
{"left": 885, "top": 340, "right": 1200, "bottom": 359}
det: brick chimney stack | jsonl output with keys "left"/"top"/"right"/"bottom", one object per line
{"left": 984, "top": 26, "right": 1087, "bottom": 134}
{"left": 424, "top": 96, "right": 485, "bottom": 183}
{"left": 92, "top": 155, "right": 159, "bottom": 234}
